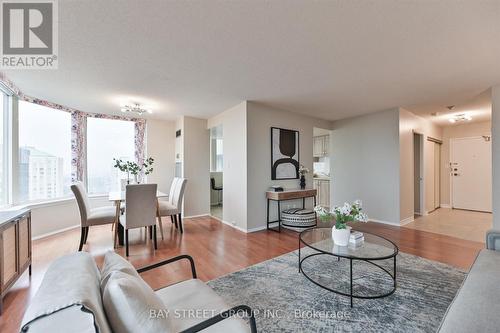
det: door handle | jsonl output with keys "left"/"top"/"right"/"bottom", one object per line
{"left": 453, "top": 173, "right": 459, "bottom": 176}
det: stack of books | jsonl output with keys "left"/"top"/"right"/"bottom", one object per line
{"left": 349, "top": 231, "right": 364, "bottom": 245}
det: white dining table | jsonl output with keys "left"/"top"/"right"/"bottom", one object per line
{"left": 108, "top": 190, "right": 168, "bottom": 246}
{"left": 108, "top": 190, "right": 168, "bottom": 202}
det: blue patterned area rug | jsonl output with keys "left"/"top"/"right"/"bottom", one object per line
{"left": 207, "top": 249, "right": 466, "bottom": 332}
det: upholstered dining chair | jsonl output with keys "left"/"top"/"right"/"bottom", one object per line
{"left": 157, "top": 177, "right": 180, "bottom": 237}
{"left": 71, "top": 182, "right": 117, "bottom": 251}
{"left": 120, "top": 183, "right": 158, "bottom": 257}
{"left": 157, "top": 178, "right": 187, "bottom": 233}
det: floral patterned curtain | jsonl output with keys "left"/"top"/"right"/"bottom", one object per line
{"left": 1, "top": 74, "right": 148, "bottom": 185}
{"left": 71, "top": 111, "right": 87, "bottom": 182}
{"left": 135, "top": 119, "right": 146, "bottom": 178}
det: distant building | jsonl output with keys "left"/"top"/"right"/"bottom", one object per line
{"left": 19, "top": 147, "right": 64, "bottom": 201}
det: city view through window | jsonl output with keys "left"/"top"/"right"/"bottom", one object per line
{"left": 18, "top": 102, "right": 136, "bottom": 202}
{"left": 0, "top": 92, "right": 5, "bottom": 206}
{"left": 87, "top": 117, "right": 135, "bottom": 194}
{"left": 18, "top": 101, "right": 72, "bottom": 202}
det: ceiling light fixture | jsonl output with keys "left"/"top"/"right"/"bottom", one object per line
{"left": 120, "top": 103, "right": 152, "bottom": 115}
{"left": 448, "top": 113, "right": 472, "bottom": 123}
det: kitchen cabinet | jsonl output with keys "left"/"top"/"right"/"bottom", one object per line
{"left": 313, "top": 179, "right": 330, "bottom": 208}
{"left": 313, "top": 135, "right": 329, "bottom": 157}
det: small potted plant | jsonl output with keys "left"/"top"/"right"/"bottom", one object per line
{"left": 314, "top": 200, "right": 368, "bottom": 246}
{"left": 298, "top": 165, "right": 309, "bottom": 189}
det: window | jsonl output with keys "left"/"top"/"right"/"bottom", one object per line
{"left": 210, "top": 125, "right": 223, "bottom": 172}
{"left": 18, "top": 101, "right": 72, "bottom": 202}
{"left": 0, "top": 91, "right": 9, "bottom": 206}
{"left": 87, "top": 118, "right": 135, "bottom": 194}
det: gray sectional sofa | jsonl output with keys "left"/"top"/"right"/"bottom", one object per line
{"left": 438, "top": 229, "right": 500, "bottom": 333}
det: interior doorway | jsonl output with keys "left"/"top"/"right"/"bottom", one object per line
{"left": 413, "top": 133, "right": 423, "bottom": 215}
{"left": 450, "top": 136, "right": 492, "bottom": 212}
{"left": 209, "top": 124, "right": 223, "bottom": 220}
{"left": 426, "top": 137, "right": 442, "bottom": 213}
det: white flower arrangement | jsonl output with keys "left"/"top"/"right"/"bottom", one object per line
{"left": 298, "top": 165, "right": 310, "bottom": 176}
{"left": 314, "top": 200, "right": 368, "bottom": 230}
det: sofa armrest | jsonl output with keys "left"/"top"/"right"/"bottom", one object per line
{"left": 486, "top": 229, "right": 500, "bottom": 251}
{"left": 180, "top": 305, "right": 257, "bottom": 333}
{"left": 136, "top": 254, "right": 197, "bottom": 278}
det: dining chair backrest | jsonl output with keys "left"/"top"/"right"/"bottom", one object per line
{"left": 210, "top": 178, "right": 216, "bottom": 190}
{"left": 172, "top": 178, "right": 187, "bottom": 209}
{"left": 124, "top": 183, "right": 158, "bottom": 229}
{"left": 168, "top": 178, "right": 180, "bottom": 204}
{"left": 71, "top": 181, "right": 91, "bottom": 226}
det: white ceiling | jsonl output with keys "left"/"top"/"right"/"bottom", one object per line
{"left": 407, "top": 89, "right": 492, "bottom": 127}
{"left": 3, "top": 1, "right": 500, "bottom": 122}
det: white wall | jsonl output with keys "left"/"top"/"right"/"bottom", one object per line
{"left": 182, "top": 116, "right": 210, "bottom": 217}
{"left": 492, "top": 85, "right": 500, "bottom": 229}
{"left": 146, "top": 119, "right": 176, "bottom": 193}
{"left": 399, "top": 108, "right": 443, "bottom": 221}
{"left": 440, "top": 121, "right": 491, "bottom": 206}
{"left": 331, "top": 108, "right": 400, "bottom": 224}
{"left": 246, "top": 102, "right": 331, "bottom": 231}
{"left": 30, "top": 196, "right": 110, "bottom": 238}
{"left": 207, "top": 102, "right": 248, "bottom": 230}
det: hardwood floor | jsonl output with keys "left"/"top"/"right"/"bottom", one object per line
{"left": 0, "top": 216, "right": 484, "bottom": 332}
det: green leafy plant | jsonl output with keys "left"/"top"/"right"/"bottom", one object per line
{"left": 113, "top": 157, "right": 155, "bottom": 184}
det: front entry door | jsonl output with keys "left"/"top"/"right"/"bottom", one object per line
{"left": 451, "top": 137, "right": 492, "bottom": 212}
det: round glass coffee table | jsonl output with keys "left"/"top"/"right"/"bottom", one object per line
{"left": 299, "top": 227, "right": 398, "bottom": 307}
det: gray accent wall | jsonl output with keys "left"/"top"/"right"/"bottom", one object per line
{"left": 331, "top": 108, "right": 400, "bottom": 224}
{"left": 246, "top": 102, "right": 331, "bottom": 231}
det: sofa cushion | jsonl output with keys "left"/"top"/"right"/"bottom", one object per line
{"left": 155, "top": 279, "right": 250, "bottom": 333}
{"left": 21, "top": 252, "right": 111, "bottom": 333}
{"left": 102, "top": 271, "right": 173, "bottom": 333}
{"left": 100, "top": 251, "right": 140, "bottom": 292}
{"left": 439, "top": 249, "right": 500, "bottom": 333}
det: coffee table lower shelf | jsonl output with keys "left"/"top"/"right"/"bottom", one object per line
{"left": 298, "top": 241, "right": 397, "bottom": 308}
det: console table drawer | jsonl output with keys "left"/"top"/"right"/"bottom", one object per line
{"left": 18, "top": 216, "right": 31, "bottom": 271}
{"left": 0, "top": 209, "right": 31, "bottom": 314}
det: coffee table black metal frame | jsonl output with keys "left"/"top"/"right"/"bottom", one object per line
{"left": 298, "top": 228, "right": 398, "bottom": 307}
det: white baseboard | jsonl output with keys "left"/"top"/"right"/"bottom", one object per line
{"left": 217, "top": 218, "right": 248, "bottom": 233}
{"left": 246, "top": 225, "right": 268, "bottom": 233}
{"left": 215, "top": 218, "right": 267, "bottom": 233}
{"left": 184, "top": 214, "right": 210, "bottom": 219}
{"left": 32, "top": 224, "right": 80, "bottom": 241}
{"left": 369, "top": 218, "right": 401, "bottom": 227}
{"left": 399, "top": 216, "right": 414, "bottom": 226}
{"left": 440, "top": 204, "right": 451, "bottom": 209}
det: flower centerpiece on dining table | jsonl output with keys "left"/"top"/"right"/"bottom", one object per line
{"left": 314, "top": 200, "right": 368, "bottom": 246}
{"left": 113, "top": 157, "right": 155, "bottom": 184}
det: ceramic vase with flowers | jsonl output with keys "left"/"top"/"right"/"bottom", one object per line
{"left": 314, "top": 200, "right": 368, "bottom": 246}
{"left": 298, "top": 165, "right": 309, "bottom": 189}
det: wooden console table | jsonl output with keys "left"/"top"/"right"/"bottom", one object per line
{"left": 0, "top": 208, "right": 31, "bottom": 314}
{"left": 266, "top": 189, "right": 317, "bottom": 232}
